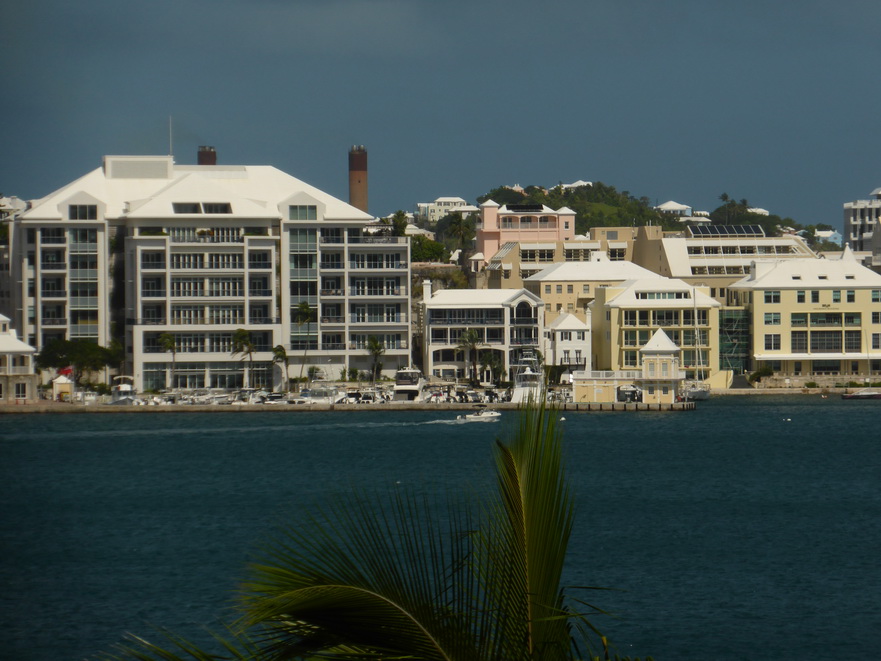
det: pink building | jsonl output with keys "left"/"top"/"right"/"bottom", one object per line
{"left": 476, "top": 200, "right": 576, "bottom": 267}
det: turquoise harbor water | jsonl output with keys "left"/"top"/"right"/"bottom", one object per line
{"left": 1, "top": 397, "right": 879, "bottom": 660}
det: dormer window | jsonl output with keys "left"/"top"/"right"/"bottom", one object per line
{"left": 173, "top": 203, "right": 201, "bottom": 214}
{"left": 203, "top": 203, "right": 232, "bottom": 214}
{"left": 792, "top": 275, "right": 801, "bottom": 280}
{"left": 68, "top": 204, "right": 97, "bottom": 220}
{"left": 289, "top": 205, "right": 317, "bottom": 221}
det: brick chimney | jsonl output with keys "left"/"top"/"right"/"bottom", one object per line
{"left": 198, "top": 146, "right": 217, "bottom": 166}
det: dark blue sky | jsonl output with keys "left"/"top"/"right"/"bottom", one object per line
{"left": 5, "top": 0, "right": 880, "bottom": 228}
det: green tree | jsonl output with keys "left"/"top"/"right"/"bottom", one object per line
{"left": 456, "top": 328, "right": 483, "bottom": 385}
{"left": 293, "top": 301, "right": 314, "bottom": 392}
{"left": 36, "top": 338, "right": 111, "bottom": 387}
{"left": 390, "top": 209, "right": 409, "bottom": 237}
{"left": 157, "top": 333, "right": 177, "bottom": 390}
{"left": 410, "top": 234, "right": 449, "bottom": 263}
{"left": 98, "top": 401, "right": 649, "bottom": 661}
{"left": 442, "top": 211, "right": 475, "bottom": 266}
{"left": 366, "top": 334, "right": 385, "bottom": 387}
{"left": 231, "top": 329, "right": 255, "bottom": 388}
{"left": 271, "top": 344, "right": 290, "bottom": 393}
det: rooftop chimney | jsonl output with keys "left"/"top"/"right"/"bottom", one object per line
{"left": 198, "top": 146, "right": 217, "bottom": 166}
{"left": 348, "top": 145, "right": 368, "bottom": 213}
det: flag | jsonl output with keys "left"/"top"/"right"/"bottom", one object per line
{"left": 58, "top": 365, "right": 73, "bottom": 376}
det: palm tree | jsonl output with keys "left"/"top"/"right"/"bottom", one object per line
{"left": 456, "top": 328, "right": 483, "bottom": 385}
{"left": 271, "top": 345, "right": 290, "bottom": 393}
{"left": 366, "top": 334, "right": 385, "bottom": 388}
{"left": 445, "top": 211, "right": 475, "bottom": 267}
{"left": 294, "top": 301, "right": 313, "bottom": 392}
{"left": 98, "top": 400, "right": 650, "bottom": 661}
{"left": 231, "top": 328, "right": 255, "bottom": 388}
{"left": 157, "top": 333, "right": 176, "bottom": 390}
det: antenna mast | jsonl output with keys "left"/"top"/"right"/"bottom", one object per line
{"left": 168, "top": 116, "right": 173, "bottom": 156}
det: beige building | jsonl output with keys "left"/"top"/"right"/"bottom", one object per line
{"left": 632, "top": 224, "right": 817, "bottom": 304}
{"left": 590, "top": 277, "right": 727, "bottom": 387}
{"left": 523, "top": 253, "right": 661, "bottom": 325}
{"left": 728, "top": 249, "right": 881, "bottom": 384}
{"left": 486, "top": 226, "right": 650, "bottom": 290}
{"left": 572, "top": 328, "right": 685, "bottom": 404}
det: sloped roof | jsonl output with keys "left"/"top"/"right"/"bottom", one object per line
{"left": 525, "top": 260, "right": 660, "bottom": 282}
{"left": 427, "top": 288, "right": 544, "bottom": 308}
{"left": 730, "top": 254, "right": 881, "bottom": 289}
{"left": 605, "top": 278, "right": 721, "bottom": 309}
{"left": 548, "top": 313, "right": 588, "bottom": 331}
{"left": 640, "top": 329, "right": 680, "bottom": 354}
{"left": 23, "top": 157, "right": 372, "bottom": 222}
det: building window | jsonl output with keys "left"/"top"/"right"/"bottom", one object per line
{"left": 203, "top": 203, "right": 232, "bottom": 214}
{"left": 764, "top": 312, "right": 781, "bottom": 325}
{"left": 544, "top": 285, "right": 551, "bottom": 294}
{"left": 832, "top": 290, "right": 841, "bottom": 303}
{"left": 583, "top": 284, "right": 590, "bottom": 293}
{"left": 873, "top": 334, "right": 881, "bottom": 350}
{"left": 797, "top": 290, "right": 805, "bottom": 303}
{"left": 556, "top": 285, "right": 562, "bottom": 294}
{"left": 872, "top": 290, "right": 881, "bottom": 303}
{"left": 845, "top": 331, "right": 861, "bottom": 353}
{"left": 567, "top": 284, "right": 574, "bottom": 294}
{"left": 289, "top": 205, "right": 317, "bottom": 221}
{"left": 873, "top": 312, "right": 881, "bottom": 324}
{"left": 811, "top": 291, "right": 820, "bottom": 304}
{"left": 172, "top": 203, "right": 201, "bottom": 214}
{"left": 791, "top": 331, "right": 808, "bottom": 352}
{"left": 68, "top": 204, "right": 97, "bottom": 220}
{"left": 15, "top": 383, "right": 27, "bottom": 399}
{"left": 846, "top": 290, "right": 855, "bottom": 303}
{"left": 764, "top": 291, "right": 780, "bottom": 304}
{"left": 764, "top": 334, "right": 781, "bottom": 351}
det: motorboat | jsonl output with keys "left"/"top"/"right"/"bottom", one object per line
{"left": 393, "top": 367, "right": 426, "bottom": 401}
{"left": 457, "top": 405, "right": 502, "bottom": 422}
{"left": 841, "top": 388, "right": 881, "bottom": 400}
{"left": 510, "top": 349, "right": 543, "bottom": 404}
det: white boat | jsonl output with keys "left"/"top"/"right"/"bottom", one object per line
{"left": 510, "top": 349, "right": 543, "bottom": 404}
{"left": 680, "top": 381, "right": 711, "bottom": 401}
{"left": 393, "top": 366, "right": 426, "bottom": 401}
{"left": 457, "top": 405, "right": 501, "bottom": 422}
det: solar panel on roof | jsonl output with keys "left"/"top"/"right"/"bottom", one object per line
{"left": 687, "top": 224, "right": 765, "bottom": 238}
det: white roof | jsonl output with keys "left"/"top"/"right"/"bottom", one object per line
{"left": 434, "top": 196, "right": 467, "bottom": 203}
{"left": 605, "top": 278, "right": 721, "bottom": 309}
{"left": 23, "top": 156, "right": 372, "bottom": 222}
{"left": 656, "top": 200, "right": 691, "bottom": 212}
{"left": 640, "top": 329, "right": 680, "bottom": 354}
{"left": 548, "top": 313, "right": 588, "bottom": 331}
{"left": 427, "top": 288, "right": 544, "bottom": 309}
{"left": 730, "top": 251, "right": 881, "bottom": 289}
{"left": 0, "top": 320, "right": 36, "bottom": 354}
{"left": 561, "top": 180, "right": 593, "bottom": 189}
{"left": 525, "top": 260, "right": 659, "bottom": 282}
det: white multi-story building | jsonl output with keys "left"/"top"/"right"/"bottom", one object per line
{"left": 415, "top": 197, "right": 472, "bottom": 226}
{"left": 7, "top": 154, "right": 411, "bottom": 391}
{"left": 421, "top": 280, "right": 544, "bottom": 382}
{"left": 844, "top": 187, "right": 881, "bottom": 252}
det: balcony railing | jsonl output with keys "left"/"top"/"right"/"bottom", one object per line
{"left": 349, "top": 262, "right": 407, "bottom": 270}
{"left": 319, "top": 262, "right": 344, "bottom": 270}
{"left": 321, "top": 342, "right": 346, "bottom": 350}
{"left": 350, "top": 315, "right": 407, "bottom": 324}
{"left": 40, "top": 262, "right": 66, "bottom": 271}
{"left": 320, "top": 288, "right": 344, "bottom": 296}
{"left": 511, "top": 317, "right": 538, "bottom": 326}
{"left": 349, "top": 288, "right": 403, "bottom": 297}
{"left": 141, "top": 290, "right": 167, "bottom": 298}
{"left": 347, "top": 236, "right": 407, "bottom": 244}
{"left": 41, "top": 290, "right": 68, "bottom": 298}
{"left": 320, "top": 316, "right": 345, "bottom": 324}
{"left": 42, "top": 318, "right": 68, "bottom": 326}
{"left": 510, "top": 338, "right": 539, "bottom": 346}
{"left": 248, "top": 289, "right": 273, "bottom": 297}
{"left": 428, "top": 318, "right": 504, "bottom": 326}
{"left": 248, "top": 261, "right": 272, "bottom": 270}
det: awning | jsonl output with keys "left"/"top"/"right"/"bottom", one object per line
{"left": 520, "top": 243, "right": 556, "bottom": 250}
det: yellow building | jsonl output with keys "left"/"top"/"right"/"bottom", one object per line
{"left": 728, "top": 249, "right": 881, "bottom": 384}
{"left": 590, "top": 277, "right": 727, "bottom": 387}
{"left": 572, "top": 328, "right": 684, "bottom": 404}
{"left": 523, "top": 253, "right": 661, "bottom": 325}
